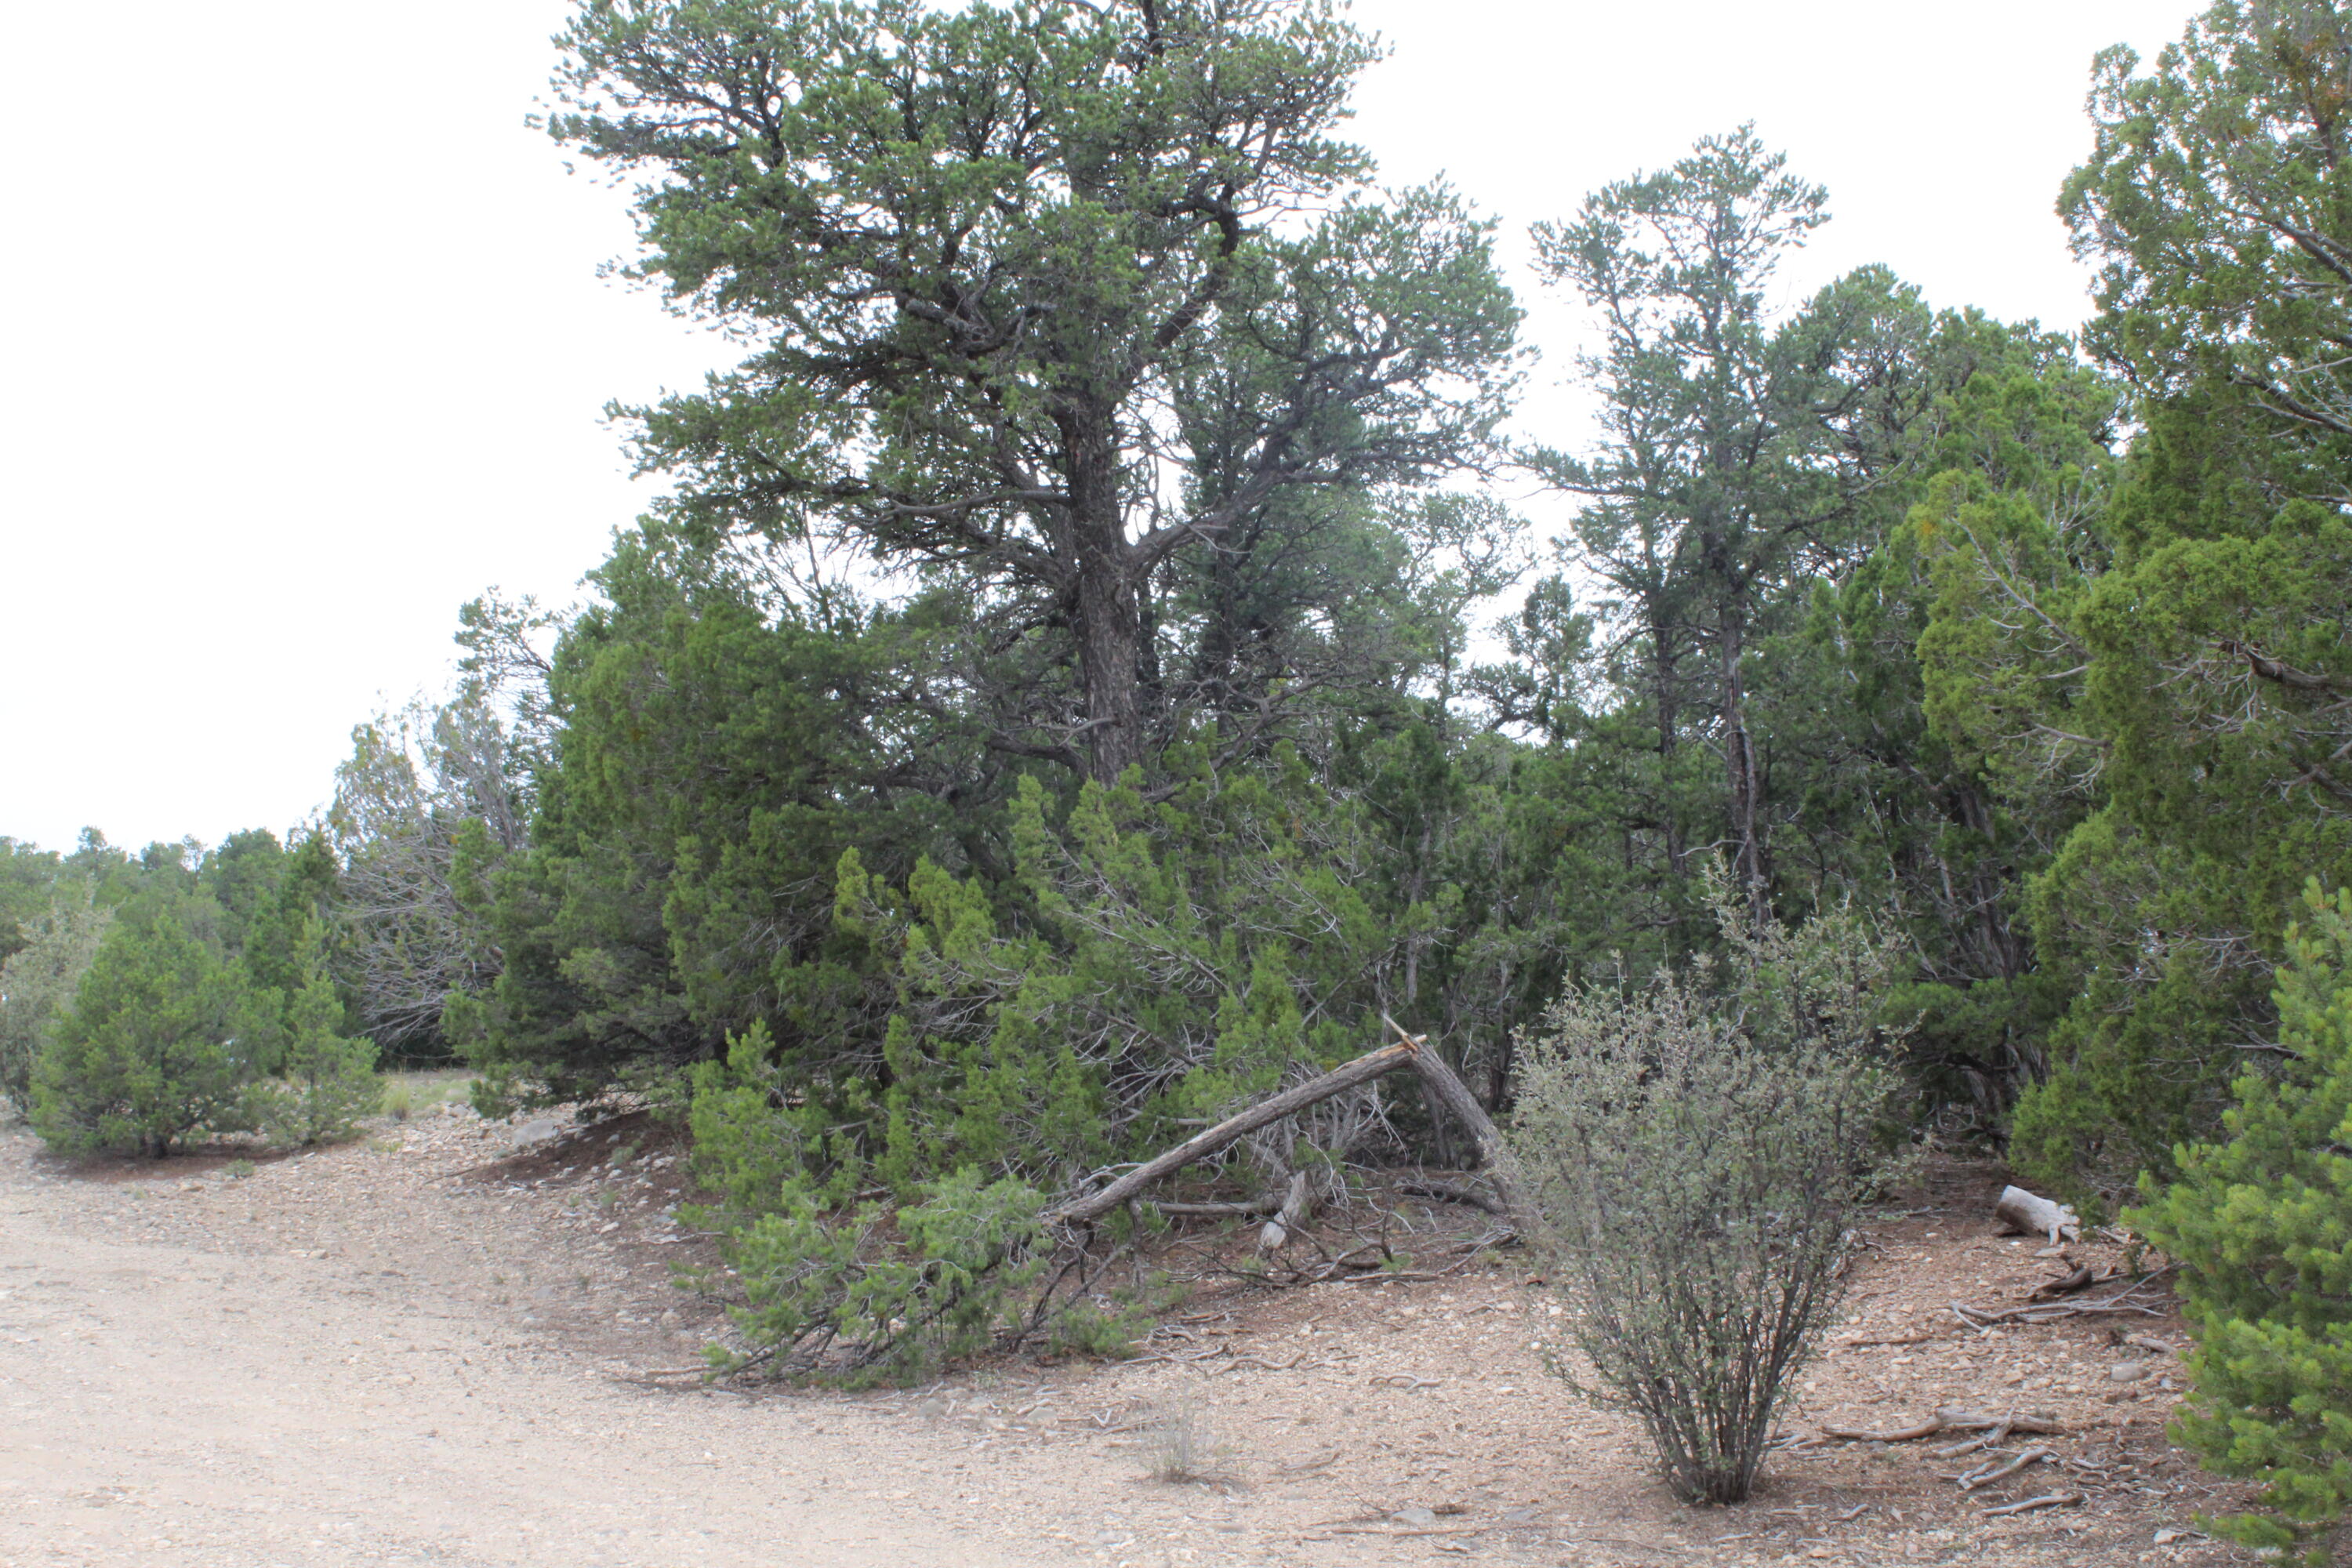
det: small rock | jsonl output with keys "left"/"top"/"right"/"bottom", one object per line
{"left": 510, "top": 1117, "right": 561, "bottom": 1150}
{"left": 2108, "top": 1360, "right": 2150, "bottom": 1382}
{"left": 1391, "top": 1506, "right": 1439, "bottom": 1526}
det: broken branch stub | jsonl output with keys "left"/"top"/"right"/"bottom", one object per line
{"left": 1381, "top": 1013, "right": 1533, "bottom": 1229}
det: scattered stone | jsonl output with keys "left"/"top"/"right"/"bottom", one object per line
{"left": 1391, "top": 1506, "right": 1439, "bottom": 1526}
{"left": 2108, "top": 1361, "right": 2150, "bottom": 1383}
{"left": 510, "top": 1118, "right": 561, "bottom": 1150}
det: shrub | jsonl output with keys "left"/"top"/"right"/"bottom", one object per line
{"left": 0, "top": 890, "right": 111, "bottom": 1117}
{"left": 1505, "top": 884, "right": 1899, "bottom": 1505}
{"left": 2131, "top": 881, "right": 2352, "bottom": 1563}
{"left": 32, "top": 887, "right": 275, "bottom": 1157}
{"left": 702, "top": 1167, "right": 1049, "bottom": 1385}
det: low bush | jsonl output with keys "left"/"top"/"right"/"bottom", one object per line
{"left": 2131, "top": 881, "right": 2352, "bottom": 1564}
{"left": 1505, "top": 882, "right": 1900, "bottom": 1505}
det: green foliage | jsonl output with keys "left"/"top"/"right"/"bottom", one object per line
{"left": 2132, "top": 883, "right": 2352, "bottom": 1561}
{"left": 703, "top": 1160, "right": 1048, "bottom": 1385}
{"left": 0, "top": 837, "right": 64, "bottom": 964}
{"left": 1971, "top": 0, "right": 2352, "bottom": 1197}
{"left": 1506, "top": 881, "right": 1900, "bottom": 1505}
{"left": 255, "top": 917, "right": 379, "bottom": 1146}
{"left": 31, "top": 885, "right": 276, "bottom": 1158}
{"left": 0, "top": 888, "right": 111, "bottom": 1117}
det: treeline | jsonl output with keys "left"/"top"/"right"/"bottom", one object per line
{"left": 6, "top": 0, "right": 2344, "bottom": 1208}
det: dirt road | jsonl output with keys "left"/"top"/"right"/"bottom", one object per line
{"left": 0, "top": 1110, "right": 2246, "bottom": 1568}
{"left": 0, "top": 1132, "right": 1054, "bottom": 1567}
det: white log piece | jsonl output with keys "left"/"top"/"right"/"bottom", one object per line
{"left": 1994, "top": 1185, "right": 2081, "bottom": 1243}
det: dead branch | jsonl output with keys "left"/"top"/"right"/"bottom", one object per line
{"left": 1835, "top": 1330, "right": 1937, "bottom": 1348}
{"left": 1819, "top": 1416, "right": 1947, "bottom": 1443}
{"left": 1959, "top": 1446, "right": 2051, "bottom": 1492}
{"left": 1953, "top": 1266, "right": 2177, "bottom": 1327}
{"left": 2030, "top": 1264, "right": 2103, "bottom": 1300}
{"left": 1156, "top": 1195, "right": 1282, "bottom": 1218}
{"left": 1259, "top": 1169, "right": 1316, "bottom": 1250}
{"left": 1046, "top": 1040, "right": 1421, "bottom": 1225}
{"left": 1821, "top": 1406, "right": 2065, "bottom": 1443}
{"left": 1381, "top": 1014, "right": 1533, "bottom": 1230}
{"left": 1981, "top": 1492, "right": 2083, "bottom": 1517}
{"left": 1393, "top": 1175, "right": 1512, "bottom": 1215}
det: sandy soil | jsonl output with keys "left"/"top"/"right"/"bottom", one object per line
{"left": 0, "top": 1104, "right": 2257, "bottom": 1568}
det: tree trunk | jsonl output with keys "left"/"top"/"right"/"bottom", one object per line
{"left": 1065, "top": 405, "right": 1147, "bottom": 786}
{"left": 1074, "top": 555, "right": 1145, "bottom": 785}
{"left": 1719, "top": 601, "right": 1769, "bottom": 925}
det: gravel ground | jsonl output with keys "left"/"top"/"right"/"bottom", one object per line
{"left": 0, "top": 1105, "right": 2261, "bottom": 1568}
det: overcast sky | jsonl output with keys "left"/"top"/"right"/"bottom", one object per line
{"left": 0, "top": 0, "right": 2188, "bottom": 855}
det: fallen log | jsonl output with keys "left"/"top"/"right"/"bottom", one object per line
{"left": 1994, "top": 1185, "right": 2081, "bottom": 1243}
{"left": 1044, "top": 1040, "right": 1421, "bottom": 1226}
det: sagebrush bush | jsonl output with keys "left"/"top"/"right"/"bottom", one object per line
{"left": 2131, "top": 882, "right": 2352, "bottom": 1564}
{"left": 1506, "top": 884, "right": 1899, "bottom": 1505}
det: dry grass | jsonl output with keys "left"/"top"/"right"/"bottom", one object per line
{"left": 378, "top": 1069, "right": 475, "bottom": 1123}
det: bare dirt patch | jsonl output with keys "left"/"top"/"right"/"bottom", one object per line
{"left": 0, "top": 1106, "right": 2256, "bottom": 1567}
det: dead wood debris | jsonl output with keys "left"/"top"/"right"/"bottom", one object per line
{"left": 1981, "top": 1491, "right": 2085, "bottom": 1516}
{"left": 1820, "top": 1406, "right": 2066, "bottom": 1443}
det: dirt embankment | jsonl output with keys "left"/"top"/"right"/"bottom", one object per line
{"left": 0, "top": 1108, "right": 2252, "bottom": 1568}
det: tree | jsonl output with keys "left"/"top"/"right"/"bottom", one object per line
{"left": 548, "top": 0, "right": 1519, "bottom": 784}
{"left": 257, "top": 917, "right": 379, "bottom": 1146}
{"left": 0, "top": 837, "right": 63, "bottom": 964}
{"left": 330, "top": 689, "right": 527, "bottom": 1058}
{"left": 31, "top": 885, "right": 274, "bottom": 1157}
{"left": 0, "top": 888, "right": 111, "bottom": 1117}
{"left": 1984, "top": 0, "right": 2352, "bottom": 1196}
{"left": 1526, "top": 128, "right": 1929, "bottom": 925}
{"left": 2132, "top": 882, "right": 2352, "bottom": 1563}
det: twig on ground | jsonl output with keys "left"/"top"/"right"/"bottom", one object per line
{"left": 1959, "top": 1446, "right": 2051, "bottom": 1492}
{"left": 1981, "top": 1492, "right": 2084, "bottom": 1516}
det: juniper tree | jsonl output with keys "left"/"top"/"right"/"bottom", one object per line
{"left": 546, "top": 0, "right": 1519, "bottom": 784}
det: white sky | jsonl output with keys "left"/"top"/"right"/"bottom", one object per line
{"left": 0, "top": 0, "right": 2189, "bottom": 855}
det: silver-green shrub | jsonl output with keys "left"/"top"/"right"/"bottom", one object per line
{"left": 1507, "top": 884, "right": 1900, "bottom": 1504}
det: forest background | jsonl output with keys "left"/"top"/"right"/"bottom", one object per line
{"left": 9, "top": 0, "right": 2345, "bottom": 1216}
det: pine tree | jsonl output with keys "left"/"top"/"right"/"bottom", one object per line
{"left": 258, "top": 917, "right": 379, "bottom": 1146}
{"left": 2132, "top": 882, "right": 2352, "bottom": 1562}
{"left": 31, "top": 886, "right": 272, "bottom": 1157}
